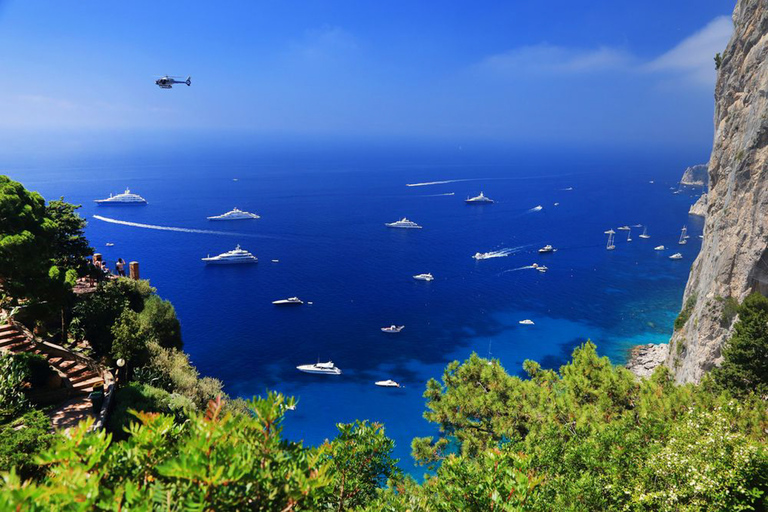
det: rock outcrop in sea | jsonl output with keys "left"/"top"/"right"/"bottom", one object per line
{"left": 688, "top": 193, "right": 708, "bottom": 217}
{"left": 663, "top": 0, "right": 768, "bottom": 383}
{"left": 680, "top": 163, "right": 709, "bottom": 187}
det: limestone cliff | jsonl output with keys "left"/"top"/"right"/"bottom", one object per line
{"left": 667, "top": 0, "right": 768, "bottom": 383}
{"left": 688, "top": 193, "right": 708, "bottom": 217}
{"left": 680, "top": 163, "right": 709, "bottom": 187}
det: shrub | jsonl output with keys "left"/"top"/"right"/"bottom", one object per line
{"left": 0, "top": 410, "right": 53, "bottom": 480}
{"left": 674, "top": 293, "right": 697, "bottom": 331}
{"left": 720, "top": 296, "right": 739, "bottom": 327}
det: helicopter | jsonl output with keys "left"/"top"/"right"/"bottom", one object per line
{"left": 155, "top": 75, "right": 191, "bottom": 89}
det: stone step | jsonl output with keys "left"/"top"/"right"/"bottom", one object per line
{"left": 66, "top": 365, "right": 90, "bottom": 379}
{"left": 70, "top": 370, "right": 99, "bottom": 385}
{"left": 0, "top": 335, "right": 26, "bottom": 347}
{"left": 72, "top": 376, "right": 103, "bottom": 392}
{"left": 55, "top": 359, "right": 79, "bottom": 371}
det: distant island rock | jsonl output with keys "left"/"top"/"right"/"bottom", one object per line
{"left": 688, "top": 193, "right": 708, "bottom": 217}
{"left": 680, "top": 163, "right": 709, "bottom": 187}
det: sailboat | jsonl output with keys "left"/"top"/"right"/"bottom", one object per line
{"left": 678, "top": 226, "right": 688, "bottom": 245}
{"left": 627, "top": 228, "right": 632, "bottom": 242}
{"left": 639, "top": 226, "right": 650, "bottom": 239}
{"left": 605, "top": 229, "right": 616, "bottom": 250}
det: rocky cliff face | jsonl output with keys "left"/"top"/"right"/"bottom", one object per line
{"left": 680, "top": 163, "right": 709, "bottom": 187}
{"left": 667, "top": 0, "right": 768, "bottom": 383}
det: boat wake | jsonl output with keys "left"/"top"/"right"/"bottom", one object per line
{"left": 502, "top": 265, "right": 537, "bottom": 274}
{"left": 419, "top": 192, "right": 455, "bottom": 197}
{"left": 526, "top": 205, "right": 544, "bottom": 213}
{"left": 474, "top": 245, "right": 529, "bottom": 260}
{"left": 93, "top": 215, "right": 266, "bottom": 238}
{"left": 406, "top": 179, "right": 480, "bottom": 187}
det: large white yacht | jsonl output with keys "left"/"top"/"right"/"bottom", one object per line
{"left": 465, "top": 192, "right": 494, "bottom": 204}
{"left": 202, "top": 245, "right": 258, "bottom": 264}
{"left": 381, "top": 325, "right": 404, "bottom": 333}
{"left": 95, "top": 188, "right": 147, "bottom": 204}
{"left": 669, "top": 253, "right": 683, "bottom": 260}
{"left": 272, "top": 297, "right": 304, "bottom": 306}
{"left": 207, "top": 207, "right": 260, "bottom": 221}
{"left": 538, "top": 245, "right": 555, "bottom": 254}
{"left": 296, "top": 361, "right": 342, "bottom": 375}
{"left": 386, "top": 218, "right": 422, "bottom": 229}
{"left": 413, "top": 273, "right": 434, "bottom": 281}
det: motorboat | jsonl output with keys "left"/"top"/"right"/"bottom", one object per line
{"left": 386, "top": 218, "right": 422, "bottom": 229}
{"left": 375, "top": 380, "right": 401, "bottom": 388}
{"left": 537, "top": 266, "right": 548, "bottom": 273}
{"left": 554, "top": 202, "right": 560, "bottom": 206}
{"left": 207, "top": 207, "right": 260, "bottom": 221}
{"left": 654, "top": 245, "right": 666, "bottom": 251}
{"left": 95, "top": 188, "right": 147, "bottom": 204}
{"left": 617, "top": 226, "right": 631, "bottom": 231}
{"left": 465, "top": 192, "right": 494, "bottom": 204}
{"left": 669, "top": 253, "right": 683, "bottom": 260}
{"left": 413, "top": 273, "right": 434, "bottom": 281}
{"left": 639, "top": 226, "right": 650, "bottom": 239}
{"left": 105, "top": 242, "right": 114, "bottom": 247}
{"left": 272, "top": 297, "right": 303, "bottom": 305}
{"left": 381, "top": 325, "right": 404, "bottom": 333}
{"left": 473, "top": 252, "right": 491, "bottom": 260}
{"left": 519, "top": 319, "right": 535, "bottom": 325}
{"left": 202, "top": 245, "right": 258, "bottom": 264}
{"left": 538, "top": 245, "right": 555, "bottom": 254}
{"left": 296, "top": 361, "right": 341, "bottom": 375}
{"left": 271, "top": 259, "right": 279, "bottom": 263}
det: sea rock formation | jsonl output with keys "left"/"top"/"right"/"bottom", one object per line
{"left": 688, "top": 193, "right": 708, "bottom": 217}
{"left": 680, "top": 163, "right": 709, "bottom": 187}
{"left": 665, "top": 0, "right": 768, "bottom": 383}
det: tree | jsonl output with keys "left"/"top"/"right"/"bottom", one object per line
{"left": 139, "top": 295, "right": 182, "bottom": 350}
{"left": 44, "top": 199, "right": 92, "bottom": 273}
{"left": 713, "top": 292, "right": 768, "bottom": 396}
{"left": 320, "top": 421, "right": 401, "bottom": 511}
{"left": 111, "top": 309, "right": 149, "bottom": 366}
{"left": 0, "top": 176, "right": 55, "bottom": 305}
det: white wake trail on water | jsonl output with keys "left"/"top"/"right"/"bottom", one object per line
{"left": 93, "top": 215, "right": 265, "bottom": 238}
{"left": 419, "top": 192, "right": 455, "bottom": 197}
{"left": 502, "top": 265, "right": 537, "bottom": 274}
{"left": 406, "top": 179, "right": 479, "bottom": 187}
{"left": 474, "top": 245, "right": 531, "bottom": 260}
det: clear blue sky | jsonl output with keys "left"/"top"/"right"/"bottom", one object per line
{"left": 0, "top": 0, "right": 736, "bottom": 156}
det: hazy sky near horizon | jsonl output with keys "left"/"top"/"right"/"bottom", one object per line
{"left": 0, "top": 1, "right": 736, "bottom": 155}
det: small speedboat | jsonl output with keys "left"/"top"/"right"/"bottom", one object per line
{"left": 538, "top": 245, "right": 554, "bottom": 254}
{"left": 617, "top": 226, "right": 631, "bottom": 231}
{"left": 554, "top": 202, "right": 560, "bottom": 206}
{"left": 375, "top": 380, "right": 401, "bottom": 388}
{"left": 669, "top": 253, "right": 683, "bottom": 260}
{"left": 105, "top": 242, "right": 115, "bottom": 247}
{"left": 655, "top": 245, "right": 666, "bottom": 251}
{"left": 537, "top": 266, "right": 548, "bottom": 273}
{"left": 473, "top": 252, "right": 491, "bottom": 260}
{"left": 273, "top": 297, "right": 303, "bottom": 305}
{"left": 381, "top": 325, "right": 404, "bottom": 333}
{"left": 296, "top": 361, "right": 341, "bottom": 375}
{"left": 519, "top": 319, "right": 535, "bottom": 325}
{"left": 271, "top": 259, "right": 279, "bottom": 263}
{"left": 413, "top": 273, "right": 434, "bottom": 281}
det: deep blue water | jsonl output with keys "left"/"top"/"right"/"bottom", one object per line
{"left": 9, "top": 149, "right": 704, "bottom": 474}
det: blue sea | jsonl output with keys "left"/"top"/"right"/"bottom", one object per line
{"left": 9, "top": 147, "right": 704, "bottom": 474}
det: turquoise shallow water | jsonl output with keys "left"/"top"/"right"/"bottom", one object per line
{"left": 10, "top": 148, "right": 704, "bottom": 474}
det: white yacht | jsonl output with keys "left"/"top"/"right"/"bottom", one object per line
{"left": 95, "top": 188, "right": 147, "bottom": 204}
{"left": 605, "top": 229, "right": 616, "bottom": 250}
{"left": 669, "top": 253, "right": 683, "bottom": 260}
{"left": 381, "top": 325, "right": 404, "bottom": 333}
{"left": 473, "top": 252, "right": 491, "bottom": 260}
{"left": 386, "top": 218, "right": 422, "bottom": 229}
{"left": 617, "top": 226, "right": 631, "bottom": 231}
{"left": 538, "top": 245, "right": 554, "bottom": 254}
{"left": 105, "top": 242, "right": 115, "bottom": 247}
{"left": 655, "top": 245, "right": 666, "bottom": 251}
{"left": 272, "top": 297, "right": 303, "bottom": 306}
{"left": 519, "top": 319, "right": 535, "bottom": 325}
{"left": 413, "top": 273, "right": 434, "bottom": 281}
{"left": 207, "top": 207, "right": 260, "bottom": 221}
{"left": 537, "top": 266, "right": 548, "bottom": 273}
{"left": 465, "top": 192, "right": 494, "bottom": 204}
{"left": 375, "top": 379, "right": 401, "bottom": 388}
{"left": 639, "top": 226, "right": 650, "bottom": 239}
{"left": 202, "top": 245, "right": 258, "bottom": 264}
{"left": 297, "top": 361, "right": 342, "bottom": 375}
{"left": 678, "top": 226, "right": 688, "bottom": 245}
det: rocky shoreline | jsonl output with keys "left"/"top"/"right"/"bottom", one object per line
{"left": 688, "top": 193, "right": 707, "bottom": 217}
{"left": 625, "top": 343, "right": 669, "bottom": 378}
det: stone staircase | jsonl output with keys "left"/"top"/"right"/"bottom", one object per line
{"left": 0, "top": 323, "right": 104, "bottom": 397}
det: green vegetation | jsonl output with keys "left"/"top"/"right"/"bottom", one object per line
{"left": 674, "top": 293, "right": 697, "bottom": 331}
{"left": 713, "top": 292, "right": 768, "bottom": 397}
{"left": 715, "top": 52, "right": 722, "bottom": 70}
{"left": 0, "top": 411, "right": 53, "bottom": 480}
{"left": 720, "top": 295, "right": 740, "bottom": 327}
